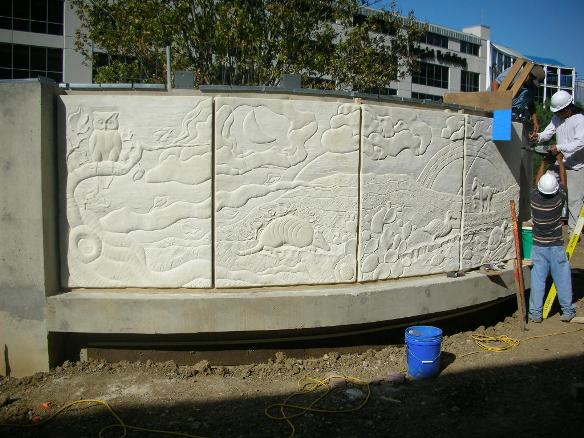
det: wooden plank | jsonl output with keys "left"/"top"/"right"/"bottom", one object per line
{"left": 498, "top": 58, "right": 528, "bottom": 92}
{"left": 442, "top": 90, "right": 512, "bottom": 111}
{"left": 509, "top": 61, "right": 534, "bottom": 99}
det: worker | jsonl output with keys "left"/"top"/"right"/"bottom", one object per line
{"left": 491, "top": 64, "right": 545, "bottom": 134}
{"left": 529, "top": 90, "right": 584, "bottom": 233}
{"left": 529, "top": 152, "right": 576, "bottom": 323}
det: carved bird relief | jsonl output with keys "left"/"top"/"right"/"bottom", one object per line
{"left": 89, "top": 112, "right": 122, "bottom": 162}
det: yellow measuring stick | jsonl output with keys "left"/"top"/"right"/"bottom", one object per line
{"left": 543, "top": 204, "right": 584, "bottom": 318}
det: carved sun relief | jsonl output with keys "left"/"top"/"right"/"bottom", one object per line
{"left": 358, "top": 106, "right": 465, "bottom": 281}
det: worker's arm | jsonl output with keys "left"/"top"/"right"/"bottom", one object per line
{"left": 529, "top": 101, "right": 539, "bottom": 134}
{"left": 537, "top": 119, "right": 557, "bottom": 143}
{"left": 557, "top": 152, "right": 567, "bottom": 188}
{"left": 491, "top": 80, "right": 500, "bottom": 91}
{"left": 556, "top": 118, "right": 584, "bottom": 154}
{"left": 535, "top": 155, "right": 549, "bottom": 184}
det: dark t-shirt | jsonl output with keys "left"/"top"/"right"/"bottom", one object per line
{"left": 530, "top": 186, "right": 567, "bottom": 247}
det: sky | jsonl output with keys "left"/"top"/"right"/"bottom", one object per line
{"left": 383, "top": 0, "right": 584, "bottom": 78}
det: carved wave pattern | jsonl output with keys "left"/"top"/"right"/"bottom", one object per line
{"left": 215, "top": 98, "right": 360, "bottom": 287}
{"left": 61, "top": 96, "right": 213, "bottom": 287}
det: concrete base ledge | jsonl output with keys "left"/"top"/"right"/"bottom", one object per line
{"left": 47, "top": 264, "right": 526, "bottom": 335}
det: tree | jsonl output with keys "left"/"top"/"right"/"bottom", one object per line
{"left": 71, "top": 0, "right": 425, "bottom": 90}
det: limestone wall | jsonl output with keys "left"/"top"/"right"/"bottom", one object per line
{"left": 59, "top": 94, "right": 522, "bottom": 288}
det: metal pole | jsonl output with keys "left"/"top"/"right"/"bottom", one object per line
{"left": 166, "top": 45, "right": 171, "bottom": 91}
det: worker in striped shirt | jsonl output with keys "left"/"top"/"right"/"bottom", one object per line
{"left": 529, "top": 152, "right": 576, "bottom": 323}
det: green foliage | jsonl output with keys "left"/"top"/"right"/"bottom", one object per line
{"left": 70, "top": 0, "right": 426, "bottom": 88}
{"left": 532, "top": 101, "right": 555, "bottom": 182}
{"left": 535, "top": 100, "right": 554, "bottom": 137}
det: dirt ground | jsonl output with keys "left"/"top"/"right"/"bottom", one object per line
{"left": 2, "top": 247, "right": 584, "bottom": 437}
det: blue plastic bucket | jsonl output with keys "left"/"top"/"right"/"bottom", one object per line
{"left": 405, "top": 326, "right": 443, "bottom": 379}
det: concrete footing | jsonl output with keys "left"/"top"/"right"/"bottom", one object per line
{"left": 47, "top": 265, "right": 524, "bottom": 335}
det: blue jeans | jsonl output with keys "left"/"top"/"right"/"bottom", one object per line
{"left": 529, "top": 245, "right": 576, "bottom": 320}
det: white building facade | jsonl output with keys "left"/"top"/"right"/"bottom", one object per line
{"left": 0, "top": 2, "right": 577, "bottom": 103}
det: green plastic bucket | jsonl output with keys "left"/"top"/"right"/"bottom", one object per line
{"left": 521, "top": 227, "right": 533, "bottom": 260}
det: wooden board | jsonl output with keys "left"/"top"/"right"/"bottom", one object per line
{"left": 509, "top": 61, "right": 534, "bottom": 98}
{"left": 498, "top": 59, "right": 528, "bottom": 91}
{"left": 442, "top": 90, "right": 513, "bottom": 111}
{"left": 443, "top": 58, "right": 535, "bottom": 112}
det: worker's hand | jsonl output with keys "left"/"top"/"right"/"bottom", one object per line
{"left": 556, "top": 151, "right": 564, "bottom": 162}
{"left": 528, "top": 131, "right": 539, "bottom": 142}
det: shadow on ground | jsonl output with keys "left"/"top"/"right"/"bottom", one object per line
{"left": 2, "top": 352, "right": 583, "bottom": 438}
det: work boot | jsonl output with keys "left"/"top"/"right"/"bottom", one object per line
{"left": 530, "top": 317, "right": 543, "bottom": 323}
{"left": 560, "top": 314, "right": 575, "bottom": 323}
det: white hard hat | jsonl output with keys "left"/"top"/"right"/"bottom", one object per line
{"left": 537, "top": 171, "right": 559, "bottom": 195}
{"left": 550, "top": 90, "right": 573, "bottom": 113}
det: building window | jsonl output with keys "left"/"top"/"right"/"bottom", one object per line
{"left": 535, "top": 85, "right": 545, "bottom": 103}
{"left": 461, "top": 70, "right": 479, "bottom": 92}
{"left": 560, "top": 68, "right": 573, "bottom": 88}
{"left": 546, "top": 66, "right": 558, "bottom": 86}
{"left": 460, "top": 41, "right": 479, "bottom": 56}
{"left": 412, "top": 62, "right": 449, "bottom": 89}
{"left": 0, "top": 0, "right": 64, "bottom": 35}
{"left": 411, "top": 92, "right": 442, "bottom": 102}
{"left": 0, "top": 42, "right": 62, "bottom": 81}
{"left": 421, "top": 32, "right": 448, "bottom": 48}
{"left": 360, "top": 86, "right": 397, "bottom": 96}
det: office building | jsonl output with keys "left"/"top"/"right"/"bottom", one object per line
{"left": 0, "top": 2, "right": 577, "bottom": 104}
{"left": 0, "top": 0, "right": 90, "bottom": 83}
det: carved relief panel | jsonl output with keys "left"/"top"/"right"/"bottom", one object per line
{"left": 359, "top": 105, "right": 464, "bottom": 281}
{"left": 60, "top": 95, "right": 213, "bottom": 287}
{"left": 215, "top": 97, "right": 360, "bottom": 287}
{"left": 460, "top": 115, "right": 520, "bottom": 269}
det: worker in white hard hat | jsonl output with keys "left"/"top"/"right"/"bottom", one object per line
{"left": 529, "top": 152, "right": 576, "bottom": 323}
{"left": 492, "top": 64, "right": 545, "bottom": 134}
{"left": 529, "top": 90, "right": 584, "bottom": 233}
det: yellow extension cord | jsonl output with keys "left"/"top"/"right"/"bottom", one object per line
{"left": 0, "top": 399, "right": 208, "bottom": 438}
{"left": 460, "top": 327, "right": 584, "bottom": 357}
{"left": 266, "top": 327, "right": 584, "bottom": 437}
{"left": 265, "top": 375, "right": 371, "bottom": 438}
{"left": 1, "top": 327, "right": 583, "bottom": 438}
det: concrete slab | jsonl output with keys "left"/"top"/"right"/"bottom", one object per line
{"left": 359, "top": 105, "right": 464, "bottom": 280}
{"left": 214, "top": 97, "right": 360, "bottom": 287}
{"left": 460, "top": 115, "right": 521, "bottom": 270}
{"left": 47, "top": 264, "right": 522, "bottom": 334}
{"left": 59, "top": 95, "right": 213, "bottom": 288}
{"left": 0, "top": 80, "right": 61, "bottom": 377}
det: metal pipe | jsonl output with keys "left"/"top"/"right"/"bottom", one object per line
{"left": 166, "top": 45, "right": 171, "bottom": 91}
